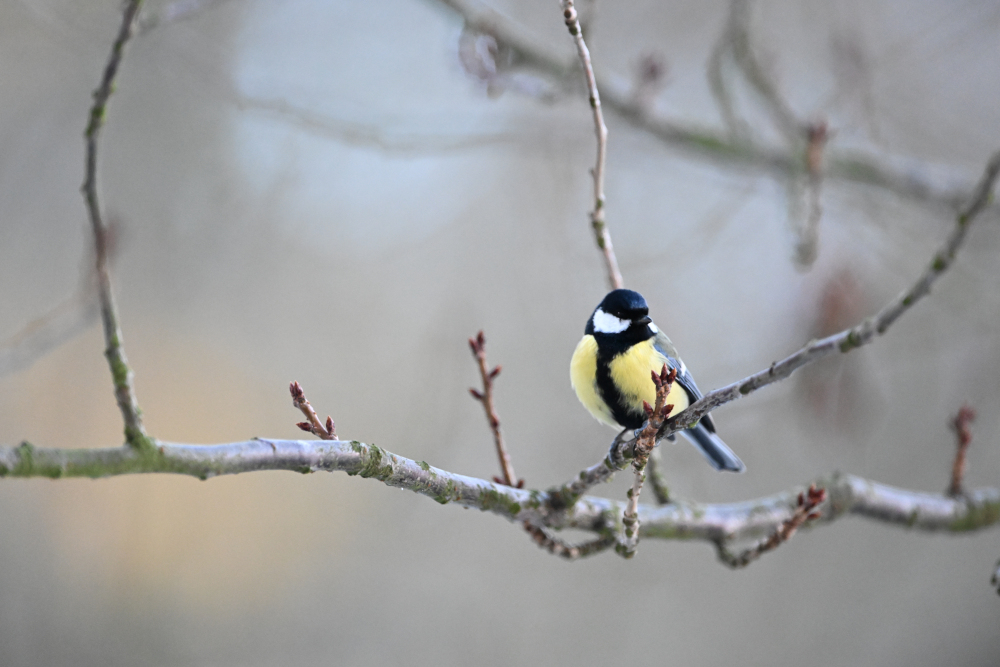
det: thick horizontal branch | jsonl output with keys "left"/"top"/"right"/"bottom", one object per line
{"left": 1, "top": 439, "right": 996, "bottom": 545}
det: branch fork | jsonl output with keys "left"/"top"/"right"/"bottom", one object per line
{"left": 468, "top": 331, "right": 624, "bottom": 560}
{"left": 468, "top": 331, "right": 521, "bottom": 488}
{"left": 716, "top": 483, "right": 827, "bottom": 568}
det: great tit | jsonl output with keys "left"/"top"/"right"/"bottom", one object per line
{"left": 570, "top": 289, "right": 745, "bottom": 472}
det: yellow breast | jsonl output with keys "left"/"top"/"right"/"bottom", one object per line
{"left": 608, "top": 339, "right": 689, "bottom": 419}
{"left": 570, "top": 335, "right": 617, "bottom": 427}
{"left": 571, "top": 336, "right": 690, "bottom": 429}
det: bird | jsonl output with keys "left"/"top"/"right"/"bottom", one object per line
{"left": 570, "top": 288, "right": 745, "bottom": 472}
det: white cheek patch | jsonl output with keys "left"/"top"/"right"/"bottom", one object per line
{"left": 593, "top": 308, "right": 630, "bottom": 334}
{"left": 648, "top": 322, "right": 659, "bottom": 333}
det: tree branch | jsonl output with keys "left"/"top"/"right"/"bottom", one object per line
{"left": 724, "top": 0, "right": 804, "bottom": 147}
{"left": 0, "top": 289, "right": 99, "bottom": 378}
{"left": 0, "top": 440, "right": 996, "bottom": 550}
{"left": 468, "top": 331, "right": 519, "bottom": 487}
{"left": 466, "top": 333, "right": 614, "bottom": 557}
{"left": 559, "top": 0, "right": 623, "bottom": 290}
{"left": 82, "top": 0, "right": 148, "bottom": 450}
{"left": 715, "top": 483, "right": 825, "bottom": 568}
{"left": 646, "top": 446, "right": 671, "bottom": 505}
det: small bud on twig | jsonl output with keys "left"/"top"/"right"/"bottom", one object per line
{"left": 467, "top": 330, "right": 520, "bottom": 488}
{"left": 288, "top": 381, "right": 337, "bottom": 440}
{"left": 948, "top": 405, "right": 976, "bottom": 497}
{"left": 716, "top": 483, "right": 827, "bottom": 568}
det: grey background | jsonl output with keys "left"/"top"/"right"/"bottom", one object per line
{"left": 0, "top": 0, "right": 998, "bottom": 665}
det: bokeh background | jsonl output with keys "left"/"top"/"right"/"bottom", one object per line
{"left": 1, "top": 0, "right": 999, "bottom": 665}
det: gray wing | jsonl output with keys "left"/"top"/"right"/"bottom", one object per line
{"left": 653, "top": 331, "right": 743, "bottom": 472}
{"left": 652, "top": 330, "right": 717, "bottom": 433}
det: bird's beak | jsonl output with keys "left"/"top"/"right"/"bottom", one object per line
{"left": 634, "top": 316, "right": 652, "bottom": 326}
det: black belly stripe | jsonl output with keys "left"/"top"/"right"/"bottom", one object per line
{"left": 595, "top": 347, "right": 707, "bottom": 432}
{"left": 594, "top": 351, "right": 646, "bottom": 430}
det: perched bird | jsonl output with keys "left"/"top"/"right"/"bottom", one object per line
{"left": 570, "top": 289, "right": 744, "bottom": 472}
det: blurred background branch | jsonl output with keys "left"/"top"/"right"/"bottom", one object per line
{"left": 437, "top": 0, "right": 985, "bottom": 213}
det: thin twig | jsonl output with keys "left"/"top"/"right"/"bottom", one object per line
{"left": 237, "top": 95, "right": 518, "bottom": 154}
{"left": 465, "top": 334, "right": 586, "bottom": 556}
{"left": 549, "top": 436, "right": 631, "bottom": 509}
{"left": 524, "top": 523, "right": 616, "bottom": 560}
{"left": 618, "top": 366, "right": 676, "bottom": 558}
{"left": 82, "top": 0, "right": 148, "bottom": 450}
{"left": 0, "top": 290, "right": 99, "bottom": 378}
{"left": 560, "top": 0, "right": 623, "bottom": 290}
{"left": 1, "top": 215, "right": 125, "bottom": 378}
{"left": 707, "top": 19, "right": 745, "bottom": 139}
{"left": 646, "top": 447, "right": 671, "bottom": 505}
{"left": 716, "top": 484, "right": 826, "bottom": 568}
{"left": 468, "top": 334, "right": 579, "bottom": 554}
{"left": 948, "top": 405, "right": 976, "bottom": 497}
{"left": 725, "top": 0, "right": 803, "bottom": 147}
{"left": 794, "top": 120, "right": 829, "bottom": 267}
{"left": 468, "top": 331, "right": 520, "bottom": 487}
{"left": 289, "top": 381, "right": 336, "bottom": 440}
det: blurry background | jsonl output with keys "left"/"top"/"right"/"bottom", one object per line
{"left": 0, "top": 0, "right": 998, "bottom": 664}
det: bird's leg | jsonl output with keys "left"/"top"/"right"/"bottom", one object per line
{"left": 612, "top": 427, "right": 631, "bottom": 448}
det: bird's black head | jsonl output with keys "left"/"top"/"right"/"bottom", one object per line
{"left": 585, "top": 289, "right": 655, "bottom": 342}
{"left": 598, "top": 289, "right": 648, "bottom": 321}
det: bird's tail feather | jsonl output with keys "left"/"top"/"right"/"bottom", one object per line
{"left": 681, "top": 423, "right": 745, "bottom": 473}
